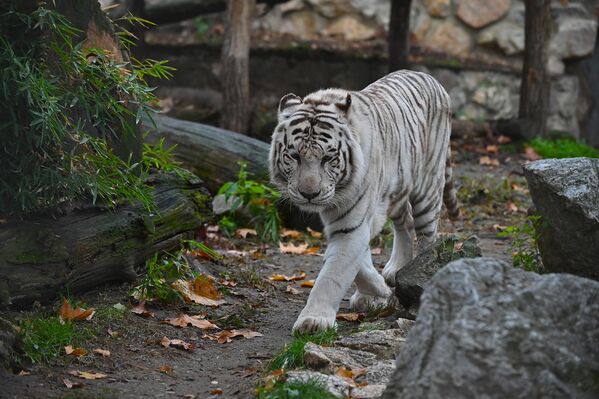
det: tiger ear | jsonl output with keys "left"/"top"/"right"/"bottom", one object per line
{"left": 336, "top": 93, "right": 351, "bottom": 113}
{"left": 278, "top": 93, "right": 302, "bottom": 114}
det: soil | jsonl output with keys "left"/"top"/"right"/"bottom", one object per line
{"left": 1, "top": 135, "right": 533, "bottom": 399}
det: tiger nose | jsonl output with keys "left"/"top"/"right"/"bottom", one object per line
{"left": 300, "top": 190, "right": 320, "bottom": 200}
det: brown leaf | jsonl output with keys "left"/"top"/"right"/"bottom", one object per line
{"left": 235, "top": 228, "right": 257, "bottom": 239}
{"left": 68, "top": 370, "right": 107, "bottom": 380}
{"left": 307, "top": 227, "right": 322, "bottom": 239}
{"left": 160, "top": 336, "right": 196, "bottom": 352}
{"left": 497, "top": 135, "right": 512, "bottom": 144}
{"left": 202, "top": 329, "right": 263, "bottom": 344}
{"left": 370, "top": 247, "right": 382, "bottom": 255}
{"left": 506, "top": 202, "right": 519, "bottom": 213}
{"left": 59, "top": 299, "right": 95, "bottom": 322}
{"left": 281, "top": 229, "right": 302, "bottom": 239}
{"left": 107, "top": 329, "right": 119, "bottom": 338}
{"left": 17, "top": 370, "right": 30, "bottom": 376}
{"left": 210, "top": 388, "right": 223, "bottom": 395}
{"left": 335, "top": 366, "right": 367, "bottom": 386}
{"left": 157, "top": 365, "right": 173, "bottom": 375}
{"left": 131, "top": 301, "right": 154, "bottom": 318}
{"left": 299, "top": 280, "right": 315, "bottom": 288}
{"left": 302, "top": 246, "right": 321, "bottom": 255}
{"left": 219, "top": 279, "right": 237, "bottom": 287}
{"left": 172, "top": 279, "right": 226, "bottom": 307}
{"left": 192, "top": 275, "right": 222, "bottom": 300}
{"left": 161, "top": 314, "right": 218, "bottom": 330}
{"left": 285, "top": 285, "right": 300, "bottom": 295}
{"left": 268, "top": 272, "right": 307, "bottom": 282}
{"left": 63, "top": 378, "right": 83, "bottom": 389}
{"left": 336, "top": 312, "right": 365, "bottom": 322}
{"left": 479, "top": 156, "right": 500, "bottom": 167}
{"left": 92, "top": 348, "right": 110, "bottom": 358}
{"left": 279, "top": 242, "right": 309, "bottom": 254}
{"left": 524, "top": 146, "right": 542, "bottom": 161}
{"left": 486, "top": 144, "right": 499, "bottom": 154}
{"left": 65, "top": 346, "right": 87, "bottom": 357}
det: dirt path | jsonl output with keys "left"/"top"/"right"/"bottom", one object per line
{"left": 1, "top": 135, "right": 532, "bottom": 399}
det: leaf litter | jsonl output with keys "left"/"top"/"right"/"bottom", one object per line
{"left": 59, "top": 299, "right": 95, "bottom": 323}
{"left": 161, "top": 314, "right": 218, "bottom": 330}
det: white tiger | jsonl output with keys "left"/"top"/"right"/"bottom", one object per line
{"left": 269, "top": 70, "right": 459, "bottom": 333}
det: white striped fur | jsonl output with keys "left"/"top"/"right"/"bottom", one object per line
{"left": 269, "top": 70, "right": 459, "bottom": 333}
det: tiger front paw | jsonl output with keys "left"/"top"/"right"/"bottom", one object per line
{"left": 350, "top": 288, "right": 394, "bottom": 312}
{"left": 292, "top": 308, "right": 336, "bottom": 334}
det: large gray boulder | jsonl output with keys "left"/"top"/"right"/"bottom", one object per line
{"left": 523, "top": 158, "right": 599, "bottom": 280}
{"left": 382, "top": 258, "right": 599, "bottom": 399}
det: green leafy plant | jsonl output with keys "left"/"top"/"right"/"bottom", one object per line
{"left": 268, "top": 328, "right": 337, "bottom": 371}
{"left": 528, "top": 138, "right": 599, "bottom": 159}
{"left": 195, "top": 16, "right": 209, "bottom": 40}
{"left": 20, "top": 317, "right": 79, "bottom": 364}
{"left": 217, "top": 162, "right": 282, "bottom": 242}
{"left": 0, "top": 6, "right": 178, "bottom": 217}
{"left": 133, "top": 240, "right": 219, "bottom": 303}
{"left": 497, "top": 215, "right": 543, "bottom": 272}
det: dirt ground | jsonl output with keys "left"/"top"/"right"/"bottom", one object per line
{"left": 1, "top": 135, "right": 533, "bottom": 399}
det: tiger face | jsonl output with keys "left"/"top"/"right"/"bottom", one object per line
{"left": 269, "top": 90, "right": 363, "bottom": 212}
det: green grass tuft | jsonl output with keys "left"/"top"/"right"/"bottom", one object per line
{"left": 529, "top": 138, "right": 599, "bottom": 159}
{"left": 269, "top": 328, "right": 337, "bottom": 371}
{"left": 20, "top": 317, "right": 81, "bottom": 364}
{"left": 257, "top": 379, "right": 337, "bottom": 399}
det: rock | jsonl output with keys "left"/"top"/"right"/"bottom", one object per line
{"left": 548, "top": 75, "right": 582, "bottom": 136}
{"left": 322, "top": 14, "right": 378, "bottom": 40}
{"left": 424, "top": 0, "right": 451, "bottom": 18}
{"left": 456, "top": 0, "right": 511, "bottom": 29}
{"left": 304, "top": 342, "right": 378, "bottom": 372}
{"left": 287, "top": 370, "right": 353, "bottom": 398}
{"left": 394, "top": 236, "right": 481, "bottom": 312}
{"left": 365, "top": 360, "right": 396, "bottom": 384}
{"left": 522, "top": 158, "right": 599, "bottom": 280}
{"left": 395, "top": 318, "right": 415, "bottom": 336}
{"left": 423, "top": 20, "right": 473, "bottom": 57}
{"left": 477, "top": 21, "right": 525, "bottom": 55}
{"left": 550, "top": 16, "right": 598, "bottom": 60}
{"left": 336, "top": 329, "right": 406, "bottom": 359}
{"left": 382, "top": 257, "right": 599, "bottom": 399}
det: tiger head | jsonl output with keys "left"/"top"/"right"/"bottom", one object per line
{"left": 269, "top": 89, "right": 365, "bottom": 213}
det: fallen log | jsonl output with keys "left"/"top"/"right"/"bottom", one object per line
{"left": 143, "top": 114, "right": 270, "bottom": 192}
{"left": 145, "top": 0, "right": 289, "bottom": 26}
{"left": 0, "top": 173, "right": 211, "bottom": 309}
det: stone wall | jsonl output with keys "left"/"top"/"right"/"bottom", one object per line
{"left": 255, "top": 0, "right": 598, "bottom": 138}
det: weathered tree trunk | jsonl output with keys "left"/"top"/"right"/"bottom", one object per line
{"left": 0, "top": 174, "right": 210, "bottom": 309}
{"left": 220, "top": 0, "right": 255, "bottom": 133}
{"left": 519, "top": 0, "right": 551, "bottom": 138}
{"left": 388, "top": 0, "right": 412, "bottom": 72}
{"left": 143, "top": 114, "right": 269, "bottom": 192}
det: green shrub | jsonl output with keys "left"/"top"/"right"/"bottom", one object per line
{"left": 217, "top": 162, "right": 282, "bottom": 242}
{"left": 0, "top": 7, "right": 176, "bottom": 217}
{"left": 529, "top": 138, "right": 599, "bottom": 159}
{"left": 497, "top": 215, "right": 543, "bottom": 272}
{"left": 269, "top": 328, "right": 337, "bottom": 371}
{"left": 20, "top": 317, "right": 79, "bottom": 364}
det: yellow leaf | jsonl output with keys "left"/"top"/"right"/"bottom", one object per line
{"left": 299, "top": 280, "right": 315, "bottom": 288}
{"left": 64, "top": 346, "right": 87, "bottom": 357}
{"left": 172, "top": 279, "right": 226, "bottom": 307}
{"left": 269, "top": 272, "right": 306, "bottom": 282}
{"left": 307, "top": 227, "right": 322, "bottom": 238}
{"left": 281, "top": 229, "right": 302, "bottom": 239}
{"left": 59, "top": 299, "right": 95, "bottom": 323}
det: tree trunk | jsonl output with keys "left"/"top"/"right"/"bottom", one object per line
{"left": 388, "top": 0, "right": 412, "bottom": 72}
{"left": 220, "top": 0, "right": 254, "bottom": 133}
{"left": 143, "top": 114, "right": 269, "bottom": 192}
{"left": 519, "top": 0, "right": 551, "bottom": 138}
{"left": 0, "top": 174, "right": 211, "bottom": 309}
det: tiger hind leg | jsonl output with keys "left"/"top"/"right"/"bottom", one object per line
{"left": 412, "top": 192, "right": 443, "bottom": 254}
{"left": 350, "top": 248, "right": 394, "bottom": 311}
{"left": 382, "top": 203, "right": 415, "bottom": 287}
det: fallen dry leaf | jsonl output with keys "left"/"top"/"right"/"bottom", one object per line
{"left": 524, "top": 146, "right": 542, "bottom": 161}
{"left": 497, "top": 135, "right": 512, "bottom": 144}
{"left": 370, "top": 247, "right": 382, "bottom": 255}
{"left": 493, "top": 224, "right": 507, "bottom": 232}
{"left": 210, "top": 388, "right": 223, "bottom": 395}
{"left": 479, "top": 155, "right": 500, "bottom": 167}
{"left": 161, "top": 314, "right": 218, "bottom": 330}
{"left": 92, "top": 348, "right": 110, "bottom": 358}
{"left": 336, "top": 312, "right": 365, "bottom": 322}
{"left": 17, "top": 370, "right": 30, "bottom": 376}
{"left": 172, "top": 279, "right": 226, "bottom": 307}
{"left": 307, "top": 227, "right": 322, "bottom": 239}
{"left": 486, "top": 144, "right": 499, "bottom": 154}
{"left": 269, "top": 272, "right": 306, "bottom": 282}
{"left": 219, "top": 279, "right": 237, "bottom": 287}
{"left": 63, "top": 378, "right": 83, "bottom": 389}
{"left": 202, "top": 329, "right": 263, "bottom": 344}
{"left": 302, "top": 246, "right": 321, "bottom": 255}
{"left": 131, "top": 301, "right": 155, "bottom": 318}
{"left": 160, "top": 336, "right": 196, "bottom": 352}
{"left": 279, "top": 242, "right": 309, "bottom": 254}
{"left": 192, "top": 275, "right": 221, "bottom": 300}
{"left": 281, "top": 229, "right": 302, "bottom": 239}
{"left": 107, "top": 329, "right": 119, "bottom": 338}
{"left": 335, "top": 366, "right": 367, "bottom": 386}
{"left": 235, "top": 228, "right": 257, "bottom": 239}
{"left": 59, "top": 299, "right": 95, "bottom": 323}
{"left": 507, "top": 202, "right": 519, "bottom": 213}
{"left": 299, "top": 280, "right": 315, "bottom": 288}
{"left": 68, "top": 370, "right": 107, "bottom": 380}
{"left": 286, "top": 285, "right": 300, "bottom": 295}
{"left": 65, "top": 346, "right": 87, "bottom": 357}
{"left": 157, "top": 365, "right": 174, "bottom": 375}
